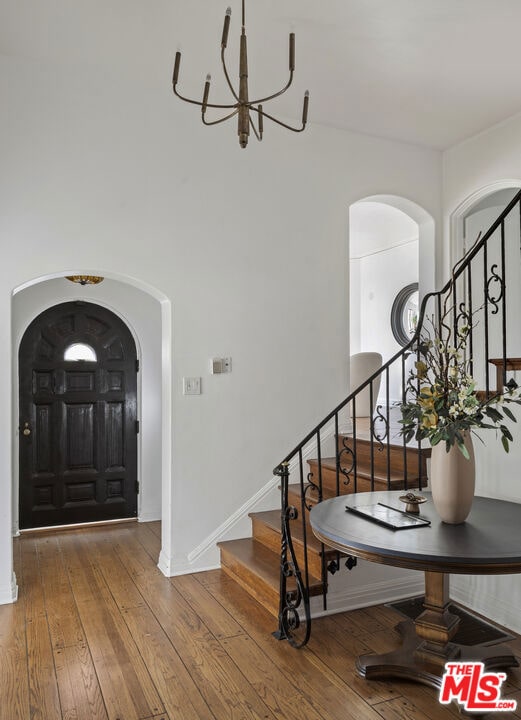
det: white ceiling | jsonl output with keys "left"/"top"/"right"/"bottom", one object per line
{"left": 3, "top": 0, "right": 521, "bottom": 150}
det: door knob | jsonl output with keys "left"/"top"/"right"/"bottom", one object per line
{"left": 22, "top": 422, "right": 31, "bottom": 436}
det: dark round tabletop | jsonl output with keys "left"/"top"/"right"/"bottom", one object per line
{"left": 310, "top": 490, "right": 521, "bottom": 574}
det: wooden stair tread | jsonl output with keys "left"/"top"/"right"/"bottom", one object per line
{"left": 218, "top": 538, "right": 323, "bottom": 598}
{"left": 249, "top": 509, "right": 337, "bottom": 556}
{"left": 488, "top": 357, "right": 521, "bottom": 369}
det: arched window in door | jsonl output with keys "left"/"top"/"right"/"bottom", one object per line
{"left": 64, "top": 343, "right": 97, "bottom": 362}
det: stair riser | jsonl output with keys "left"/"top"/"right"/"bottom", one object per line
{"left": 219, "top": 547, "right": 280, "bottom": 617}
{"left": 251, "top": 516, "right": 325, "bottom": 578}
{"left": 307, "top": 464, "right": 357, "bottom": 494}
{"left": 287, "top": 484, "right": 347, "bottom": 507}
{"left": 307, "top": 460, "right": 411, "bottom": 494}
{"left": 337, "top": 435, "right": 429, "bottom": 477}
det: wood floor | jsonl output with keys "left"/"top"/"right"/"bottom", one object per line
{"left": 2, "top": 522, "right": 521, "bottom": 720}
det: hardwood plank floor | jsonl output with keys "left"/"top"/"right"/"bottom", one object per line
{"left": 2, "top": 520, "right": 521, "bottom": 719}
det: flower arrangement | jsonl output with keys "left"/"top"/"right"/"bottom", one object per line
{"left": 399, "top": 307, "right": 521, "bottom": 458}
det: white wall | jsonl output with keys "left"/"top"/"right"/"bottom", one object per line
{"left": 358, "top": 241, "right": 418, "bottom": 401}
{"left": 443, "top": 113, "right": 521, "bottom": 633}
{"left": 0, "top": 0, "right": 441, "bottom": 602}
{"left": 11, "top": 277, "right": 163, "bottom": 533}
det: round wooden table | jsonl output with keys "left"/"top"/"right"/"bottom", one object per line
{"left": 310, "top": 490, "right": 521, "bottom": 688}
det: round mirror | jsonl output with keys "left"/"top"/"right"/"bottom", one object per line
{"left": 391, "top": 283, "right": 419, "bottom": 346}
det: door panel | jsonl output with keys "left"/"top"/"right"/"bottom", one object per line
{"left": 66, "top": 403, "right": 95, "bottom": 467}
{"left": 19, "top": 301, "right": 138, "bottom": 529}
{"left": 106, "top": 402, "right": 124, "bottom": 468}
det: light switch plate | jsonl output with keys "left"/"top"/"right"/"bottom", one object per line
{"left": 183, "top": 377, "right": 201, "bottom": 395}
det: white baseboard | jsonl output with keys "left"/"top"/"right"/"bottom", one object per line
{"left": 157, "top": 550, "right": 172, "bottom": 577}
{"left": 158, "top": 548, "right": 221, "bottom": 577}
{"left": 451, "top": 577, "right": 521, "bottom": 636}
{"left": 138, "top": 513, "right": 161, "bottom": 523}
{"left": 0, "top": 573, "right": 18, "bottom": 605}
{"left": 170, "top": 561, "right": 221, "bottom": 577}
{"left": 310, "top": 573, "right": 423, "bottom": 618}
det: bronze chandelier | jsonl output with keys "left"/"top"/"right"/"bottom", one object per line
{"left": 172, "top": 0, "right": 309, "bottom": 149}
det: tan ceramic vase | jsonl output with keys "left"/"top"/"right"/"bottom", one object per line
{"left": 429, "top": 433, "right": 475, "bottom": 524}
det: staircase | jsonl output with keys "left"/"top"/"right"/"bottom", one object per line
{"left": 218, "top": 429, "right": 430, "bottom": 618}
{"left": 219, "top": 189, "right": 521, "bottom": 646}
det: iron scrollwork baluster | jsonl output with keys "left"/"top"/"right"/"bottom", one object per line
{"left": 273, "top": 462, "right": 311, "bottom": 648}
{"left": 455, "top": 301, "right": 471, "bottom": 330}
{"left": 303, "top": 471, "right": 320, "bottom": 512}
{"left": 337, "top": 435, "right": 354, "bottom": 488}
{"left": 486, "top": 263, "right": 504, "bottom": 315}
{"left": 373, "top": 404, "right": 388, "bottom": 449}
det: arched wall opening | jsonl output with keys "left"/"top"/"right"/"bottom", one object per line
{"left": 348, "top": 194, "right": 435, "bottom": 406}
{"left": 449, "top": 180, "right": 521, "bottom": 272}
{"left": 10, "top": 271, "right": 172, "bottom": 582}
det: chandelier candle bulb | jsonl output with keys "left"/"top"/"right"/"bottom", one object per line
{"left": 289, "top": 33, "right": 295, "bottom": 71}
{"left": 222, "top": 8, "right": 231, "bottom": 48}
{"left": 173, "top": 51, "right": 181, "bottom": 86}
{"left": 302, "top": 91, "right": 309, "bottom": 124}
{"left": 202, "top": 75, "right": 211, "bottom": 110}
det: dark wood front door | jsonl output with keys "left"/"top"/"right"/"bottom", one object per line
{"left": 19, "top": 301, "right": 138, "bottom": 529}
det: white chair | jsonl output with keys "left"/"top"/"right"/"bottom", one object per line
{"left": 349, "top": 352, "right": 383, "bottom": 419}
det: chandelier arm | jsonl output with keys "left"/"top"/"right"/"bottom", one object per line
{"left": 251, "top": 106, "right": 306, "bottom": 133}
{"left": 249, "top": 71, "right": 294, "bottom": 106}
{"left": 220, "top": 48, "right": 240, "bottom": 103}
{"left": 202, "top": 108, "right": 240, "bottom": 126}
{"left": 173, "top": 85, "right": 237, "bottom": 110}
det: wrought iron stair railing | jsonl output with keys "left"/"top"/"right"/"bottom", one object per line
{"left": 273, "top": 188, "right": 521, "bottom": 648}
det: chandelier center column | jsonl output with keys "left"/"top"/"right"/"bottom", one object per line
{"left": 238, "top": 28, "right": 249, "bottom": 148}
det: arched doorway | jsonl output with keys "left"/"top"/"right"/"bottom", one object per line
{"left": 450, "top": 182, "right": 521, "bottom": 269}
{"left": 348, "top": 195, "right": 435, "bottom": 407}
{"left": 19, "top": 301, "right": 138, "bottom": 529}
{"left": 349, "top": 201, "right": 419, "bottom": 358}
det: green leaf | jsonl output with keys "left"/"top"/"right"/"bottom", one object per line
{"left": 404, "top": 429, "right": 415, "bottom": 444}
{"left": 501, "top": 425, "right": 514, "bottom": 442}
{"left": 485, "top": 406, "right": 503, "bottom": 423}
{"left": 457, "top": 441, "right": 470, "bottom": 460}
{"left": 502, "top": 435, "right": 510, "bottom": 453}
{"left": 503, "top": 406, "right": 517, "bottom": 423}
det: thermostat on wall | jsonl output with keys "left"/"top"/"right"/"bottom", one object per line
{"left": 210, "top": 357, "right": 232, "bottom": 374}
